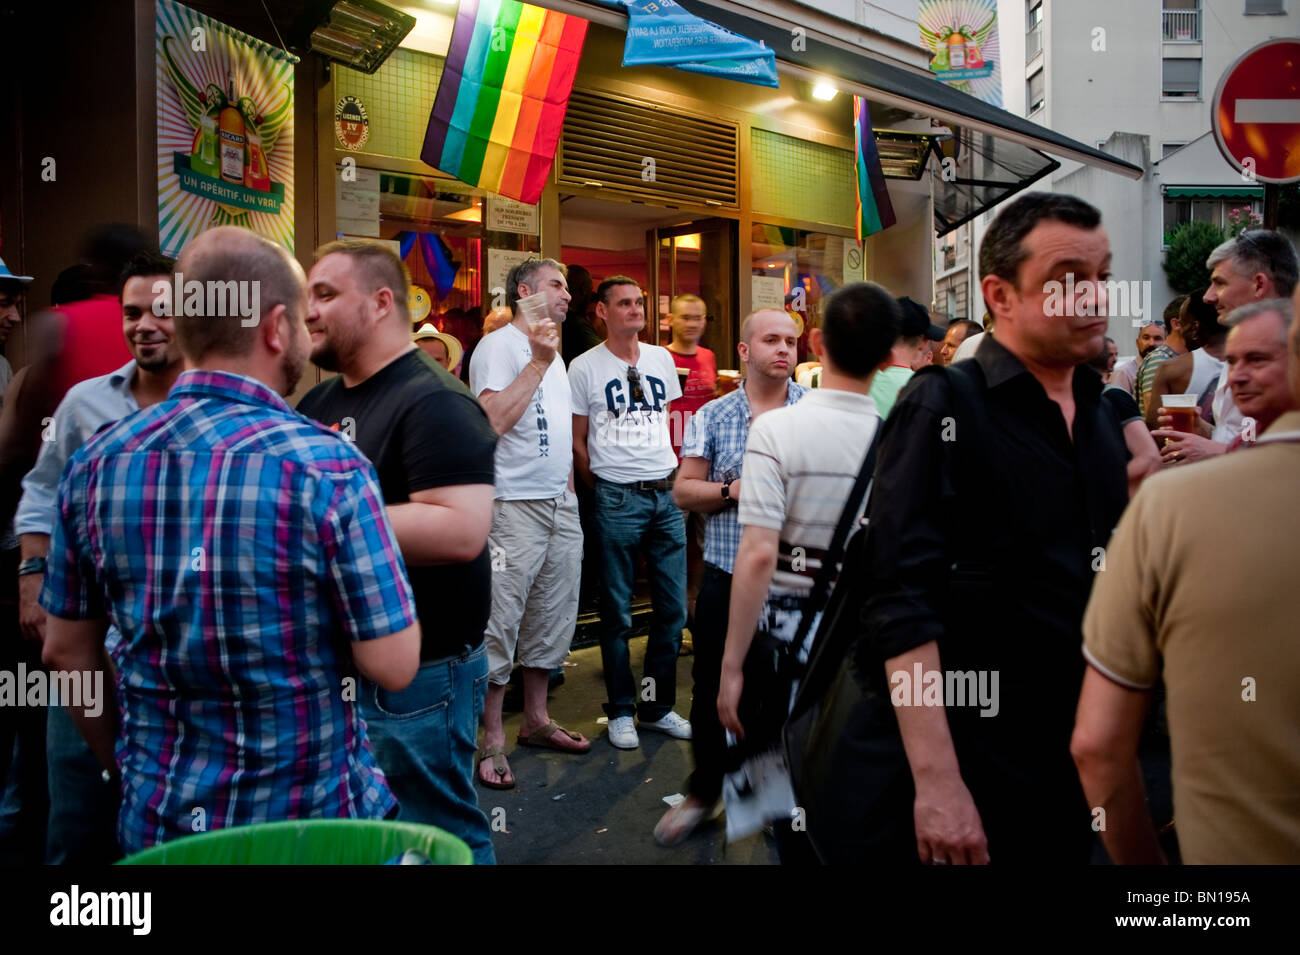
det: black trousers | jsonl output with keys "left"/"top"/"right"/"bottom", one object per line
{"left": 684, "top": 564, "right": 730, "bottom": 805}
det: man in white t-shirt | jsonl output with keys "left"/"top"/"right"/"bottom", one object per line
{"left": 470, "top": 258, "right": 589, "bottom": 790}
{"left": 570, "top": 276, "right": 691, "bottom": 750}
{"left": 716, "top": 281, "right": 902, "bottom": 860}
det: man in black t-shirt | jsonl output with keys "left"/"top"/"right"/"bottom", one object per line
{"left": 297, "top": 239, "right": 498, "bottom": 865}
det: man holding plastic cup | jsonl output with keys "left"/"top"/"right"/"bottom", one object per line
{"left": 470, "top": 258, "right": 590, "bottom": 790}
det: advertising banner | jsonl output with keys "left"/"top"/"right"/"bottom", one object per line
{"left": 156, "top": 0, "right": 297, "bottom": 257}
{"left": 919, "top": 0, "right": 1002, "bottom": 106}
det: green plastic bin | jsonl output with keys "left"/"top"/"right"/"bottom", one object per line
{"left": 116, "top": 819, "right": 473, "bottom": 865}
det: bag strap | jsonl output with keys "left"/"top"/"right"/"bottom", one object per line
{"left": 788, "top": 417, "right": 884, "bottom": 654}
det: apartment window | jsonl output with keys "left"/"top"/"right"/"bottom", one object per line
{"left": 1164, "top": 197, "right": 1262, "bottom": 235}
{"left": 1244, "top": 0, "right": 1285, "bottom": 14}
{"left": 1027, "top": 69, "right": 1045, "bottom": 114}
{"left": 1162, "top": 58, "right": 1200, "bottom": 98}
{"left": 1162, "top": 1, "right": 1201, "bottom": 41}
{"left": 1026, "top": 0, "right": 1043, "bottom": 60}
{"left": 1162, "top": 141, "right": 1189, "bottom": 158}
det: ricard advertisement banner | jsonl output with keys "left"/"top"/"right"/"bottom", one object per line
{"left": 155, "top": 0, "right": 298, "bottom": 257}
{"left": 919, "top": 0, "right": 1002, "bottom": 107}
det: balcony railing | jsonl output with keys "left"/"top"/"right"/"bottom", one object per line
{"left": 1162, "top": 9, "right": 1200, "bottom": 42}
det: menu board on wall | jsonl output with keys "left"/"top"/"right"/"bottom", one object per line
{"left": 336, "top": 167, "right": 380, "bottom": 237}
{"left": 155, "top": 0, "right": 298, "bottom": 257}
{"left": 487, "top": 248, "right": 537, "bottom": 303}
{"left": 751, "top": 275, "right": 785, "bottom": 311}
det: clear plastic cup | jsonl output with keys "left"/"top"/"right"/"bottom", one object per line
{"left": 518, "top": 292, "right": 551, "bottom": 332}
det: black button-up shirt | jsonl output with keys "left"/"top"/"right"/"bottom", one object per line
{"left": 861, "top": 335, "right": 1129, "bottom": 837}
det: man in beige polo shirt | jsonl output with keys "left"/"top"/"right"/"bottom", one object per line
{"left": 1071, "top": 291, "right": 1300, "bottom": 865}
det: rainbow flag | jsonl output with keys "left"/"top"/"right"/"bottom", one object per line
{"left": 853, "top": 96, "right": 897, "bottom": 238}
{"left": 421, "top": 0, "right": 587, "bottom": 205}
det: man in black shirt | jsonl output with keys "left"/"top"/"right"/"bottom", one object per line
{"left": 859, "top": 193, "right": 1129, "bottom": 865}
{"left": 297, "top": 239, "right": 498, "bottom": 864}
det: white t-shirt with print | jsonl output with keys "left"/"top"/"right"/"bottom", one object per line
{"left": 469, "top": 322, "right": 572, "bottom": 500}
{"left": 569, "top": 341, "right": 683, "bottom": 483}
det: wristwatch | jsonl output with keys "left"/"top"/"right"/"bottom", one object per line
{"left": 18, "top": 556, "right": 47, "bottom": 577}
{"left": 721, "top": 479, "right": 734, "bottom": 503}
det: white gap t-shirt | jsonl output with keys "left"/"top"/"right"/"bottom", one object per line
{"left": 739, "top": 388, "right": 880, "bottom": 595}
{"left": 569, "top": 341, "right": 683, "bottom": 483}
{"left": 469, "top": 322, "right": 572, "bottom": 500}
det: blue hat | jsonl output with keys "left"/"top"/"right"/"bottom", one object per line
{"left": 0, "top": 257, "right": 33, "bottom": 284}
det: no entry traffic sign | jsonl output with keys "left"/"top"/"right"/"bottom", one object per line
{"left": 1211, "top": 38, "right": 1300, "bottom": 184}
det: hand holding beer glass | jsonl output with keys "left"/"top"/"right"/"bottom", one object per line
{"left": 1160, "top": 394, "right": 1200, "bottom": 434}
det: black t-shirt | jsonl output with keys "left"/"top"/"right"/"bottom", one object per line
{"left": 297, "top": 349, "right": 497, "bottom": 660}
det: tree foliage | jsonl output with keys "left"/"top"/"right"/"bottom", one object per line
{"left": 1163, "top": 221, "right": 1225, "bottom": 294}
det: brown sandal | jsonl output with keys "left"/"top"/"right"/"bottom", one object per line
{"left": 516, "top": 720, "right": 591, "bottom": 754}
{"left": 476, "top": 744, "right": 515, "bottom": 789}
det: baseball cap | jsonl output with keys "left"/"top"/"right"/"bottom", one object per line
{"left": 897, "top": 296, "right": 945, "bottom": 341}
{"left": 0, "top": 257, "right": 34, "bottom": 285}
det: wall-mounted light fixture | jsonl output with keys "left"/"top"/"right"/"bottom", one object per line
{"left": 292, "top": 0, "right": 415, "bottom": 74}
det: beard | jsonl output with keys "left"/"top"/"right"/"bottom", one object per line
{"left": 281, "top": 327, "right": 309, "bottom": 397}
{"left": 133, "top": 343, "right": 176, "bottom": 373}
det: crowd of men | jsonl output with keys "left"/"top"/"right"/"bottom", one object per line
{"left": 0, "top": 190, "right": 1296, "bottom": 865}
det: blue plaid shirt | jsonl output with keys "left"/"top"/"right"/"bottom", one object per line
{"left": 681, "top": 379, "right": 807, "bottom": 573}
{"left": 41, "top": 370, "right": 418, "bottom": 853}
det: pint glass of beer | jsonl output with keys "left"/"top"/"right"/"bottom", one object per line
{"left": 1161, "top": 394, "right": 1199, "bottom": 434}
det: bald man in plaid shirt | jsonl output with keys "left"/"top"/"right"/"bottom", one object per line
{"left": 41, "top": 229, "right": 421, "bottom": 853}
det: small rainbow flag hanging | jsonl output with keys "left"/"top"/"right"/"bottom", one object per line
{"left": 853, "top": 96, "right": 897, "bottom": 238}
{"left": 421, "top": 0, "right": 587, "bottom": 205}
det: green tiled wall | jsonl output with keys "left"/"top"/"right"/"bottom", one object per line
{"left": 751, "top": 128, "right": 855, "bottom": 228}
{"left": 335, "top": 49, "right": 444, "bottom": 161}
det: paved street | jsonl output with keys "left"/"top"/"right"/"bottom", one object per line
{"left": 485, "top": 635, "right": 778, "bottom": 865}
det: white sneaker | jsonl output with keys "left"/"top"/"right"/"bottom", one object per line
{"left": 607, "top": 715, "right": 639, "bottom": 749}
{"left": 639, "top": 711, "right": 692, "bottom": 740}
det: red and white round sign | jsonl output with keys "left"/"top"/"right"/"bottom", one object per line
{"left": 1211, "top": 38, "right": 1300, "bottom": 184}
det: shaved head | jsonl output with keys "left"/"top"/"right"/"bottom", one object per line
{"left": 740, "top": 308, "right": 791, "bottom": 343}
{"left": 174, "top": 226, "right": 306, "bottom": 360}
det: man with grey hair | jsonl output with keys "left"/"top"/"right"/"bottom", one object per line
{"left": 297, "top": 238, "right": 499, "bottom": 863}
{"left": 41, "top": 227, "right": 421, "bottom": 853}
{"left": 1072, "top": 285, "right": 1300, "bottom": 866}
{"left": 1153, "top": 230, "right": 1298, "bottom": 463}
{"left": 469, "top": 258, "right": 589, "bottom": 790}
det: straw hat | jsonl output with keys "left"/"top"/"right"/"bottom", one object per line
{"left": 412, "top": 322, "right": 463, "bottom": 370}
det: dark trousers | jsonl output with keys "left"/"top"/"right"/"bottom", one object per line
{"left": 685, "top": 564, "right": 729, "bottom": 805}
{"left": 0, "top": 547, "right": 47, "bottom": 864}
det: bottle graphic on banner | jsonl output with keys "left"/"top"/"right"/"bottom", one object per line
{"left": 192, "top": 114, "right": 220, "bottom": 179}
{"left": 218, "top": 73, "right": 247, "bottom": 184}
{"left": 946, "top": 29, "right": 966, "bottom": 69}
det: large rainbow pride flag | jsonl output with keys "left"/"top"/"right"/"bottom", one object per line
{"left": 421, "top": 0, "right": 587, "bottom": 205}
{"left": 853, "top": 96, "right": 897, "bottom": 238}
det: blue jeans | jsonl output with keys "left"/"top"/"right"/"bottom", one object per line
{"left": 45, "top": 704, "right": 122, "bottom": 864}
{"left": 594, "top": 479, "right": 687, "bottom": 721}
{"left": 360, "top": 644, "right": 496, "bottom": 865}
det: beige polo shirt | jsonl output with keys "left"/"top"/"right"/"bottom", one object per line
{"left": 1082, "top": 411, "right": 1300, "bottom": 864}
